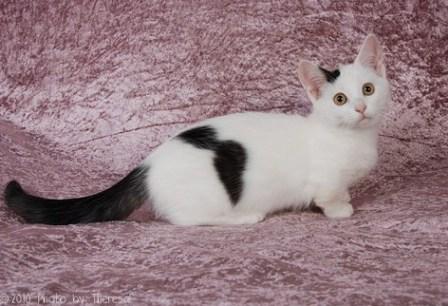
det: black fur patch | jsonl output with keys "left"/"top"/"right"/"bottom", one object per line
{"left": 4, "top": 166, "right": 149, "bottom": 225}
{"left": 309, "top": 201, "right": 324, "bottom": 214}
{"left": 214, "top": 141, "right": 247, "bottom": 204}
{"left": 319, "top": 67, "right": 340, "bottom": 83}
{"left": 177, "top": 125, "right": 219, "bottom": 150}
{"left": 177, "top": 126, "right": 247, "bottom": 205}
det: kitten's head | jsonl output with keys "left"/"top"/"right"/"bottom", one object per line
{"left": 297, "top": 34, "right": 391, "bottom": 129}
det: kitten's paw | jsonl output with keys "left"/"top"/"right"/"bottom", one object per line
{"left": 178, "top": 213, "right": 266, "bottom": 226}
{"left": 323, "top": 203, "right": 354, "bottom": 219}
{"left": 233, "top": 213, "right": 265, "bottom": 225}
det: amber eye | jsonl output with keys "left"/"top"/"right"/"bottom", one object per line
{"left": 362, "top": 83, "right": 375, "bottom": 96}
{"left": 333, "top": 93, "right": 348, "bottom": 106}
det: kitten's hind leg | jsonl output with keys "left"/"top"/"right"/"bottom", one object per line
{"left": 222, "top": 212, "right": 266, "bottom": 225}
{"left": 172, "top": 211, "right": 266, "bottom": 226}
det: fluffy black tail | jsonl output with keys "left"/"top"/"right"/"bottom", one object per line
{"left": 3, "top": 166, "right": 149, "bottom": 225}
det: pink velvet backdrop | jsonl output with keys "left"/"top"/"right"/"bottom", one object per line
{"left": 1, "top": 1, "right": 447, "bottom": 305}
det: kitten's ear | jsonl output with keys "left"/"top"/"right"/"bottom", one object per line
{"left": 355, "top": 34, "right": 386, "bottom": 77}
{"left": 297, "top": 60, "right": 327, "bottom": 101}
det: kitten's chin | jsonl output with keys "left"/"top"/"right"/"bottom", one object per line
{"left": 355, "top": 117, "right": 379, "bottom": 129}
{"left": 358, "top": 117, "right": 370, "bottom": 126}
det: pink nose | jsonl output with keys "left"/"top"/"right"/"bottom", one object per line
{"left": 355, "top": 103, "right": 367, "bottom": 114}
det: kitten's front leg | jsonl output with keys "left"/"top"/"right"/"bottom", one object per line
{"left": 315, "top": 190, "right": 353, "bottom": 219}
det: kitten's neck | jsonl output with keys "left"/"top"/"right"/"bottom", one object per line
{"left": 307, "top": 114, "right": 380, "bottom": 145}
{"left": 308, "top": 113, "right": 380, "bottom": 135}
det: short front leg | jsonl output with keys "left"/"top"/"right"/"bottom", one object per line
{"left": 315, "top": 190, "right": 354, "bottom": 219}
{"left": 321, "top": 202, "right": 353, "bottom": 219}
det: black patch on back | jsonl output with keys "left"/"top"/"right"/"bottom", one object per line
{"left": 214, "top": 141, "right": 247, "bottom": 204}
{"left": 178, "top": 125, "right": 219, "bottom": 150}
{"left": 4, "top": 166, "right": 149, "bottom": 225}
{"left": 319, "top": 67, "right": 340, "bottom": 83}
{"left": 177, "top": 126, "right": 247, "bottom": 205}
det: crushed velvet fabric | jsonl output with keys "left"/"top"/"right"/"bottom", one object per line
{"left": 1, "top": 1, "right": 447, "bottom": 305}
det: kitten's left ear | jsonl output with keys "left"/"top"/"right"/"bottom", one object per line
{"left": 297, "top": 60, "right": 327, "bottom": 102}
{"left": 355, "top": 34, "right": 386, "bottom": 77}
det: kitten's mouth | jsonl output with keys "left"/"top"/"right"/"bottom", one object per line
{"left": 358, "top": 114, "right": 371, "bottom": 124}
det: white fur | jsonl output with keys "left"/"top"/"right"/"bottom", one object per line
{"left": 142, "top": 34, "right": 391, "bottom": 225}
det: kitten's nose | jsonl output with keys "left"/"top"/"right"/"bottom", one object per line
{"left": 355, "top": 103, "right": 367, "bottom": 114}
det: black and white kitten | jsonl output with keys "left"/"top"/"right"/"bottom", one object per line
{"left": 4, "top": 34, "right": 390, "bottom": 225}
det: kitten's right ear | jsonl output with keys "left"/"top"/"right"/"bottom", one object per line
{"left": 297, "top": 60, "right": 327, "bottom": 102}
{"left": 355, "top": 34, "right": 386, "bottom": 77}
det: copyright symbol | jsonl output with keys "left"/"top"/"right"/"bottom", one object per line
{"left": 0, "top": 295, "right": 9, "bottom": 304}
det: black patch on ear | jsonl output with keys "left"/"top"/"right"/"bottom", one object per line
{"left": 177, "top": 125, "right": 219, "bottom": 150}
{"left": 214, "top": 141, "right": 247, "bottom": 204}
{"left": 177, "top": 126, "right": 247, "bottom": 205}
{"left": 319, "top": 67, "right": 340, "bottom": 83}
